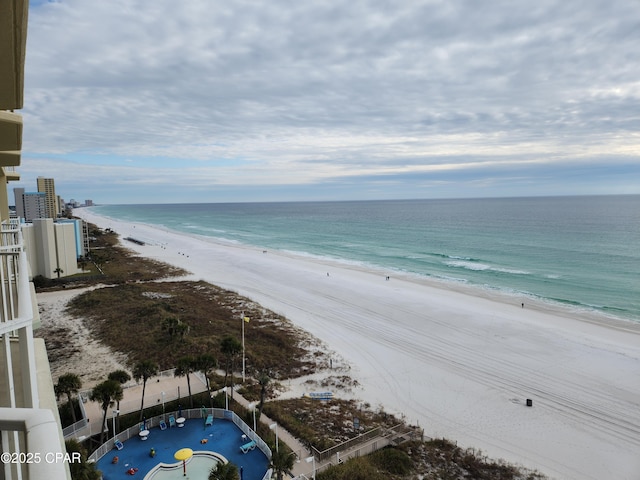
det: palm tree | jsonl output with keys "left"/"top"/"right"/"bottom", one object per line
{"left": 108, "top": 370, "right": 131, "bottom": 432}
{"left": 132, "top": 360, "right": 159, "bottom": 421}
{"left": 54, "top": 373, "right": 82, "bottom": 424}
{"left": 54, "top": 267, "right": 64, "bottom": 278}
{"left": 270, "top": 447, "right": 297, "bottom": 480}
{"left": 65, "top": 439, "right": 101, "bottom": 480}
{"left": 195, "top": 354, "right": 217, "bottom": 407}
{"left": 220, "top": 335, "right": 241, "bottom": 391}
{"left": 174, "top": 356, "right": 196, "bottom": 408}
{"left": 162, "top": 316, "right": 190, "bottom": 340}
{"left": 208, "top": 461, "right": 239, "bottom": 480}
{"left": 257, "top": 371, "right": 271, "bottom": 421}
{"left": 89, "top": 380, "right": 123, "bottom": 445}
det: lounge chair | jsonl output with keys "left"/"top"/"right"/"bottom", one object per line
{"left": 168, "top": 415, "right": 176, "bottom": 428}
{"left": 159, "top": 420, "right": 167, "bottom": 430}
{"left": 205, "top": 414, "right": 213, "bottom": 426}
{"left": 114, "top": 439, "right": 124, "bottom": 451}
{"left": 240, "top": 440, "right": 256, "bottom": 454}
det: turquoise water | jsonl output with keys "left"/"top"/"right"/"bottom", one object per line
{"left": 92, "top": 195, "right": 640, "bottom": 322}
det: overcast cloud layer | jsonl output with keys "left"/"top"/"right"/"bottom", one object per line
{"left": 19, "top": 0, "right": 640, "bottom": 203}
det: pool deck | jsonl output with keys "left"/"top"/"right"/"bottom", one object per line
{"left": 96, "top": 416, "right": 269, "bottom": 480}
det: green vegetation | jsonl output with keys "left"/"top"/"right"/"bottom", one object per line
{"left": 88, "top": 380, "right": 123, "bottom": 445}
{"left": 54, "top": 373, "right": 82, "bottom": 424}
{"left": 65, "top": 439, "right": 101, "bottom": 480}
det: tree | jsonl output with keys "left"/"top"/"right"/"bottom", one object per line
{"left": 78, "top": 256, "right": 88, "bottom": 271}
{"left": 54, "top": 373, "right": 82, "bottom": 424}
{"left": 209, "top": 461, "right": 239, "bottom": 480}
{"left": 54, "top": 267, "right": 64, "bottom": 278}
{"left": 220, "top": 335, "right": 241, "bottom": 387}
{"left": 65, "top": 439, "right": 101, "bottom": 480}
{"left": 108, "top": 369, "right": 131, "bottom": 431}
{"left": 89, "top": 380, "right": 123, "bottom": 445}
{"left": 174, "top": 357, "right": 196, "bottom": 408}
{"left": 195, "top": 354, "right": 218, "bottom": 407}
{"left": 107, "top": 370, "right": 131, "bottom": 406}
{"left": 257, "top": 371, "right": 271, "bottom": 421}
{"left": 162, "top": 316, "right": 190, "bottom": 340}
{"left": 132, "top": 360, "right": 159, "bottom": 421}
{"left": 270, "top": 448, "right": 297, "bottom": 480}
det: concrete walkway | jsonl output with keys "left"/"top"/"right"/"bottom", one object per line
{"left": 77, "top": 371, "right": 208, "bottom": 439}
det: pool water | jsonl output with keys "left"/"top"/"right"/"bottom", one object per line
{"left": 145, "top": 452, "right": 224, "bottom": 480}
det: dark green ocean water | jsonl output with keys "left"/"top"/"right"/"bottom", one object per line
{"left": 94, "top": 195, "right": 640, "bottom": 322}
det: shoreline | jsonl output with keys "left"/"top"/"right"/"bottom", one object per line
{"left": 84, "top": 208, "right": 640, "bottom": 331}
{"left": 72, "top": 208, "right": 640, "bottom": 480}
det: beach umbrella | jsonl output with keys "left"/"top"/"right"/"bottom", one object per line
{"left": 178, "top": 404, "right": 183, "bottom": 418}
{"left": 174, "top": 448, "right": 193, "bottom": 477}
{"left": 240, "top": 466, "right": 243, "bottom": 480}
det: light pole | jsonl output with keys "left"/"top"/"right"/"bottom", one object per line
{"left": 161, "top": 391, "right": 165, "bottom": 419}
{"left": 241, "top": 312, "right": 249, "bottom": 382}
{"left": 248, "top": 402, "right": 257, "bottom": 431}
{"left": 269, "top": 422, "right": 279, "bottom": 452}
{"left": 112, "top": 409, "right": 119, "bottom": 440}
{"left": 305, "top": 456, "right": 316, "bottom": 480}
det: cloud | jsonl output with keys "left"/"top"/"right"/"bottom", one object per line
{"left": 18, "top": 0, "right": 640, "bottom": 203}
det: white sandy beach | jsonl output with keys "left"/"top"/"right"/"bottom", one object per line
{"left": 72, "top": 208, "right": 640, "bottom": 480}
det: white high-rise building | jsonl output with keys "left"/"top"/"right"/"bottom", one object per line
{"left": 14, "top": 187, "right": 48, "bottom": 221}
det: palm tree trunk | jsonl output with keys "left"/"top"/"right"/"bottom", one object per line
{"left": 139, "top": 380, "right": 147, "bottom": 421}
{"left": 186, "top": 373, "right": 193, "bottom": 408}
{"left": 100, "top": 407, "right": 108, "bottom": 445}
{"left": 67, "top": 393, "right": 78, "bottom": 423}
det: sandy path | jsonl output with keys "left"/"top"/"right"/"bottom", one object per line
{"left": 36, "top": 287, "right": 130, "bottom": 388}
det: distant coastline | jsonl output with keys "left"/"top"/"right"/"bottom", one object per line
{"left": 90, "top": 195, "right": 640, "bottom": 323}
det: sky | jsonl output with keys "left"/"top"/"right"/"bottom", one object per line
{"left": 17, "top": 0, "right": 640, "bottom": 204}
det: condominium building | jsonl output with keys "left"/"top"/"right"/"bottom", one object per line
{"left": 0, "top": 2, "right": 70, "bottom": 479}
{"left": 13, "top": 187, "right": 47, "bottom": 222}
{"left": 36, "top": 177, "right": 58, "bottom": 219}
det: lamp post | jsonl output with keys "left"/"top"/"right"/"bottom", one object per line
{"left": 248, "top": 402, "right": 257, "bottom": 431}
{"left": 305, "top": 455, "right": 316, "bottom": 480}
{"left": 161, "top": 391, "right": 165, "bottom": 419}
{"left": 241, "top": 312, "right": 250, "bottom": 383}
{"left": 269, "top": 422, "right": 279, "bottom": 452}
{"left": 112, "top": 409, "right": 119, "bottom": 440}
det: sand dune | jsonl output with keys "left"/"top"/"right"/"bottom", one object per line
{"left": 74, "top": 208, "right": 640, "bottom": 480}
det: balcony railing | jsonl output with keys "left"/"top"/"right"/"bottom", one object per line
{"left": 0, "top": 219, "right": 32, "bottom": 328}
{"left": 0, "top": 219, "right": 68, "bottom": 479}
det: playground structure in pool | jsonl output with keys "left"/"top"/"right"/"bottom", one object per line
{"left": 91, "top": 407, "right": 272, "bottom": 480}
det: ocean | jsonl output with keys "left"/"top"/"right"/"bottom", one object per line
{"left": 92, "top": 195, "right": 640, "bottom": 323}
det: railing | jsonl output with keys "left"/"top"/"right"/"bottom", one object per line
{"left": 312, "top": 426, "right": 383, "bottom": 462}
{"left": 0, "top": 220, "right": 69, "bottom": 479}
{"left": 0, "top": 408, "right": 68, "bottom": 480}
{"left": 0, "top": 221, "right": 25, "bottom": 331}
{"left": 308, "top": 423, "right": 423, "bottom": 476}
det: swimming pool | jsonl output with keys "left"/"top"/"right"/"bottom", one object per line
{"left": 96, "top": 416, "right": 269, "bottom": 480}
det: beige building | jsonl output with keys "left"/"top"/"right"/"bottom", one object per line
{"left": 21, "top": 219, "right": 82, "bottom": 279}
{"left": 36, "top": 177, "right": 58, "bottom": 218}
{"left": 0, "top": 2, "right": 70, "bottom": 479}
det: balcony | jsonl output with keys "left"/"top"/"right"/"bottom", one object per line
{"left": 0, "top": 220, "right": 69, "bottom": 480}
